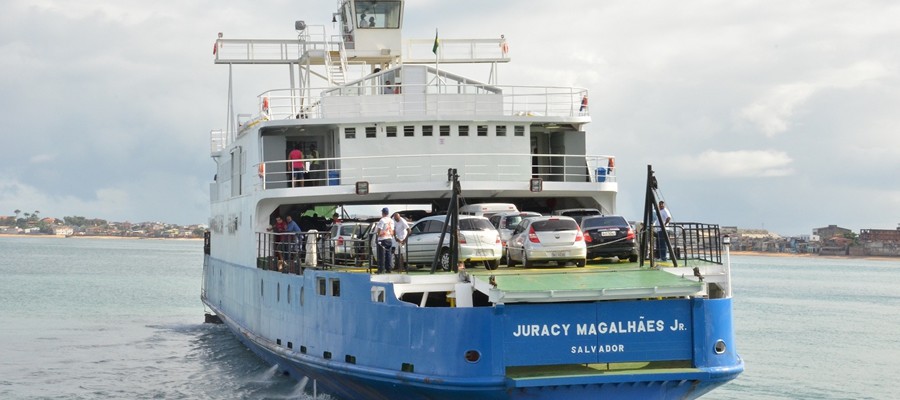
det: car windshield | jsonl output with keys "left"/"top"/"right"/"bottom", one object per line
{"left": 582, "top": 216, "right": 628, "bottom": 229}
{"left": 531, "top": 219, "right": 578, "bottom": 232}
{"left": 459, "top": 218, "right": 495, "bottom": 231}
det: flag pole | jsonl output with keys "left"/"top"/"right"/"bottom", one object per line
{"left": 433, "top": 28, "right": 440, "bottom": 92}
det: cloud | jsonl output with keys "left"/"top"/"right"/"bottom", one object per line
{"left": 672, "top": 150, "right": 794, "bottom": 178}
{"left": 740, "top": 61, "right": 891, "bottom": 137}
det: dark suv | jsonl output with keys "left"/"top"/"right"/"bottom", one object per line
{"left": 581, "top": 215, "right": 638, "bottom": 262}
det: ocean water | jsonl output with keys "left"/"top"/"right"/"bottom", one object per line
{"left": 1, "top": 237, "right": 898, "bottom": 399}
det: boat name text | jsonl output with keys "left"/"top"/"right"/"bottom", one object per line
{"left": 511, "top": 318, "right": 686, "bottom": 337}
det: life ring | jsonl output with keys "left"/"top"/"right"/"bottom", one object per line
{"left": 262, "top": 97, "right": 270, "bottom": 114}
{"left": 258, "top": 163, "right": 265, "bottom": 178}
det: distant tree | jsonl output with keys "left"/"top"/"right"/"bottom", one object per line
{"left": 33, "top": 210, "right": 40, "bottom": 221}
{"left": 14, "top": 209, "right": 21, "bottom": 220}
{"left": 64, "top": 216, "right": 88, "bottom": 227}
{"left": 843, "top": 232, "right": 860, "bottom": 246}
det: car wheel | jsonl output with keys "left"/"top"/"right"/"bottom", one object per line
{"left": 628, "top": 254, "right": 638, "bottom": 263}
{"left": 523, "top": 252, "right": 533, "bottom": 268}
{"left": 506, "top": 252, "right": 517, "bottom": 268}
{"left": 486, "top": 259, "right": 499, "bottom": 270}
{"left": 576, "top": 259, "right": 586, "bottom": 268}
{"left": 439, "top": 248, "right": 451, "bottom": 271}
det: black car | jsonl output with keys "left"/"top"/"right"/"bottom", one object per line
{"left": 581, "top": 215, "right": 638, "bottom": 262}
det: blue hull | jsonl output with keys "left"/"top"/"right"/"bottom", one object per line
{"left": 202, "top": 256, "right": 743, "bottom": 399}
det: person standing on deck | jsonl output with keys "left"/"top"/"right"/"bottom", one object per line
{"left": 655, "top": 201, "right": 673, "bottom": 261}
{"left": 308, "top": 144, "right": 320, "bottom": 186}
{"left": 392, "top": 212, "right": 411, "bottom": 272}
{"left": 285, "top": 215, "right": 302, "bottom": 263}
{"left": 288, "top": 144, "right": 304, "bottom": 187}
{"left": 271, "top": 216, "right": 287, "bottom": 262}
{"left": 374, "top": 208, "right": 394, "bottom": 274}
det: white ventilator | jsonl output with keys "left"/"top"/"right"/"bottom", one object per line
{"left": 305, "top": 230, "right": 318, "bottom": 265}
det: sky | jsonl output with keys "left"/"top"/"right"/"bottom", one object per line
{"left": 1, "top": 0, "right": 899, "bottom": 236}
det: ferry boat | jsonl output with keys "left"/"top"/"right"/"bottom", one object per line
{"left": 201, "top": 1, "right": 743, "bottom": 398}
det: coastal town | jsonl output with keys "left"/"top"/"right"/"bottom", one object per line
{"left": 0, "top": 211, "right": 205, "bottom": 239}
{"left": 2, "top": 210, "right": 897, "bottom": 258}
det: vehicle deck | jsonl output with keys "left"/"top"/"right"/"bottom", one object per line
{"left": 323, "top": 258, "right": 709, "bottom": 302}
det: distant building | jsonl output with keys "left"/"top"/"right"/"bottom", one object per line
{"left": 860, "top": 228, "right": 900, "bottom": 242}
{"left": 812, "top": 225, "right": 851, "bottom": 240}
{"left": 53, "top": 226, "right": 74, "bottom": 236}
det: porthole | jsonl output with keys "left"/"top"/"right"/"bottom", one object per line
{"left": 714, "top": 340, "right": 726, "bottom": 355}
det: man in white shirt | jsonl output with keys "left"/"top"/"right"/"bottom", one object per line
{"left": 374, "top": 207, "right": 394, "bottom": 273}
{"left": 655, "top": 201, "right": 673, "bottom": 261}
{"left": 392, "top": 213, "right": 411, "bottom": 272}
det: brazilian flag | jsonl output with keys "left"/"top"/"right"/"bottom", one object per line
{"left": 432, "top": 29, "right": 439, "bottom": 54}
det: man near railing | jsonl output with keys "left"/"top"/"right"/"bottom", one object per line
{"left": 374, "top": 208, "right": 394, "bottom": 274}
{"left": 655, "top": 201, "right": 673, "bottom": 261}
{"left": 288, "top": 144, "right": 305, "bottom": 187}
{"left": 392, "top": 212, "right": 411, "bottom": 272}
{"left": 269, "top": 216, "right": 286, "bottom": 263}
{"left": 285, "top": 215, "right": 302, "bottom": 269}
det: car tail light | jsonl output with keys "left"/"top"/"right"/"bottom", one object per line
{"left": 459, "top": 235, "right": 467, "bottom": 244}
{"left": 337, "top": 237, "right": 344, "bottom": 246}
{"left": 584, "top": 232, "right": 593, "bottom": 243}
{"left": 575, "top": 227, "right": 584, "bottom": 242}
{"left": 528, "top": 226, "right": 540, "bottom": 243}
{"left": 501, "top": 240, "right": 507, "bottom": 247}
{"left": 626, "top": 227, "right": 635, "bottom": 240}
{"left": 495, "top": 235, "right": 501, "bottom": 244}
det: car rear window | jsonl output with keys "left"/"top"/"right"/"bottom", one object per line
{"left": 459, "top": 218, "right": 495, "bottom": 231}
{"left": 340, "top": 225, "right": 358, "bottom": 235}
{"left": 532, "top": 219, "right": 579, "bottom": 232}
{"left": 582, "top": 216, "right": 628, "bottom": 229}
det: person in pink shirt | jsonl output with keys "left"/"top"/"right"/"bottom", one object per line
{"left": 288, "top": 144, "right": 304, "bottom": 187}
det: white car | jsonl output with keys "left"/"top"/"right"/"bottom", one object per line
{"left": 507, "top": 216, "right": 587, "bottom": 268}
{"left": 405, "top": 215, "right": 502, "bottom": 270}
{"left": 489, "top": 211, "right": 541, "bottom": 257}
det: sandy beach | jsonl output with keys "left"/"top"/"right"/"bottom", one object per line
{"left": 0, "top": 233, "right": 201, "bottom": 241}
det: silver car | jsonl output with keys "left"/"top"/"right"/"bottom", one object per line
{"left": 489, "top": 211, "right": 541, "bottom": 257}
{"left": 507, "top": 216, "right": 587, "bottom": 268}
{"left": 406, "top": 215, "right": 502, "bottom": 270}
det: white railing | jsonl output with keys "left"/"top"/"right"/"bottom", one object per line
{"left": 257, "top": 83, "right": 589, "bottom": 120}
{"left": 257, "top": 153, "right": 615, "bottom": 190}
{"left": 404, "top": 38, "right": 510, "bottom": 64}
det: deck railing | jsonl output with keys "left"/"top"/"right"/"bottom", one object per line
{"left": 256, "top": 83, "right": 588, "bottom": 120}
{"left": 256, "top": 231, "right": 396, "bottom": 273}
{"left": 671, "top": 223, "right": 722, "bottom": 265}
{"left": 258, "top": 153, "right": 616, "bottom": 189}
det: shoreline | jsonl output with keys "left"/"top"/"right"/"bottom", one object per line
{"left": 0, "top": 233, "right": 202, "bottom": 241}
{"left": 730, "top": 250, "right": 898, "bottom": 262}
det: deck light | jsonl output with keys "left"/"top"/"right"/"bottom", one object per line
{"left": 355, "top": 181, "right": 369, "bottom": 195}
{"left": 295, "top": 20, "right": 307, "bottom": 31}
{"left": 529, "top": 178, "right": 542, "bottom": 192}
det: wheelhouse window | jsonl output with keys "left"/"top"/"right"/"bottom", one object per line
{"left": 355, "top": 1, "right": 402, "bottom": 29}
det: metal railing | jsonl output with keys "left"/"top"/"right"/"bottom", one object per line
{"left": 671, "top": 223, "right": 722, "bottom": 264}
{"left": 256, "top": 83, "right": 588, "bottom": 120}
{"left": 258, "top": 153, "right": 616, "bottom": 189}
{"left": 256, "top": 231, "right": 328, "bottom": 274}
{"left": 256, "top": 231, "right": 410, "bottom": 273}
